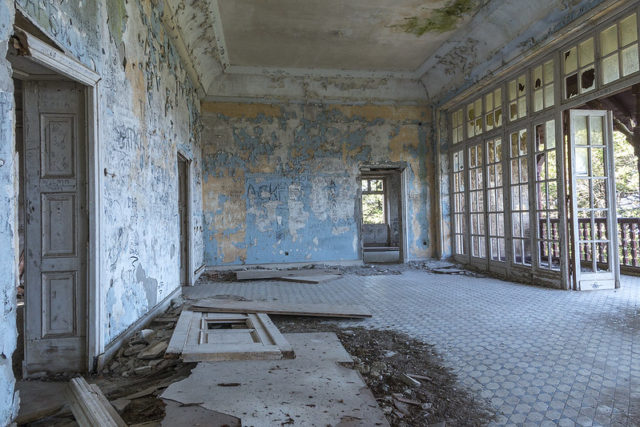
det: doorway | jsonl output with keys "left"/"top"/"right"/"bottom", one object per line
{"left": 8, "top": 25, "right": 101, "bottom": 375}
{"left": 359, "top": 168, "right": 405, "bottom": 264}
{"left": 178, "top": 154, "right": 190, "bottom": 286}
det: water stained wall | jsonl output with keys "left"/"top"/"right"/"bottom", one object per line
{"left": 14, "top": 0, "right": 204, "bottom": 346}
{"left": 202, "top": 102, "right": 435, "bottom": 266}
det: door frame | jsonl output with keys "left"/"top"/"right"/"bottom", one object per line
{"left": 567, "top": 109, "right": 620, "bottom": 290}
{"left": 177, "top": 150, "right": 193, "bottom": 286}
{"left": 11, "top": 27, "right": 102, "bottom": 371}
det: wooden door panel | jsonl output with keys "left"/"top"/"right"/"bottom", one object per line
{"left": 41, "top": 271, "right": 77, "bottom": 337}
{"left": 41, "top": 114, "right": 76, "bottom": 178}
{"left": 24, "top": 80, "right": 87, "bottom": 374}
{"left": 41, "top": 193, "right": 76, "bottom": 257}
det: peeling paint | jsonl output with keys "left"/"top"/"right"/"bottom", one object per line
{"left": 400, "top": 0, "right": 481, "bottom": 35}
{"left": 202, "top": 102, "right": 435, "bottom": 265}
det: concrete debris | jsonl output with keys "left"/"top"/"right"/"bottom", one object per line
{"left": 137, "top": 342, "right": 169, "bottom": 360}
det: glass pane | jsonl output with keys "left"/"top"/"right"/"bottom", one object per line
{"left": 495, "top": 108, "right": 503, "bottom": 127}
{"left": 494, "top": 88, "right": 502, "bottom": 107}
{"left": 546, "top": 120, "right": 556, "bottom": 149}
{"left": 620, "top": 14, "right": 638, "bottom": 46}
{"left": 508, "top": 80, "right": 517, "bottom": 101}
{"left": 519, "top": 130, "right": 528, "bottom": 155}
{"left": 548, "top": 151, "right": 557, "bottom": 179}
{"left": 512, "top": 186, "right": 520, "bottom": 210}
{"left": 361, "top": 180, "right": 368, "bottom": 191}
{"left": 518, "top": 97, "right": 527, "bottom": 118}
{"left": 602, "top": 53, "right": 620, "bottom": 84}
{"left": 520, "top": 161, "right": 528, "bottom": 183}
{"left": 579, "top": 38, "right": 595, "bottom": 66}
{"left": 543, "top": 60, "right": 554, "bottom": 83}
{"left": 601, "top": 25, "right": 618, "bottom": 56}
{"left": 565, "top": 47, "right": 577, "bottom": 74}
{"left": 590, "top": 116, "right": 604, "bottom": 145}
{"left": 574, "top": 116, "right": 588, "bottom": 145}
{"left": 534, "top": 90, "right": 543, "bottom": 112}
{"left": 544, "top": 84, "right": 554, "bottom": 108}
{"left": 533, "top": 66, "right": 543, "bottom": 89}
{"left": 576, "top": 147, "right": 589, "bottom": 175}
{"left": 539, "top": 183, "right": 548, "bottom": 209}
{"left": 485, "top": 92, "right": 493, "bottom": 110}
{"left": 622, "top": 45, "right": 640, "bottom": 76}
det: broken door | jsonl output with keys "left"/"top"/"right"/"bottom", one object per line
{"left": 23, "top": 80, "right": 88, "bottom": 373}
{"left": 568, "top": 110, "right": 620, "bottom": 290}
{"left": 178, "top": 154, "right": 189, "bottom": 286}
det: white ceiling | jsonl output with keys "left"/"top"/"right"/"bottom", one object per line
{"left": 163, "top": 0, "right": 609, "bottom": 104}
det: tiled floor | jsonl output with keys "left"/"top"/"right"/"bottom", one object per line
{"left": 185, "top": 271, "right": 640, "bottom": 426}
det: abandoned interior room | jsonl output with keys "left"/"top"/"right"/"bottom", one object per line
{"left": 1, "top": 0, "right": 640, "bottom": 425}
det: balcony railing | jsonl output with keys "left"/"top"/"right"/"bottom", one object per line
{"left": 545, "top": 217, "right": 640, "bottom": 273}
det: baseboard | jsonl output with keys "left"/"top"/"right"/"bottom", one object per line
{"left": 206, "top": 259, "right": 364, "bottom": 272}
{"left": 95, "top": 285, "right": 182, "bottom": 371}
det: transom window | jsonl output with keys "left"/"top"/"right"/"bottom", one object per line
{"left": 564, "top": 37, "right": 596, "bottom": 98}
{"left": 467, "top": 98, "right": 483, "bottom": 138}
{"left": 452, "top": 109, "right": 464, "bottom": 144}
{"left": 600, "top": 13, "right": 639, "bottom": 85}
{"left": 485, "top": 88, "right": 503, "bottom": 131}
{"left": 532, "top": 59, "right": 555, "bottom": 112}
{"left": 508, "top": 74, "right": 527, "bottom": 121}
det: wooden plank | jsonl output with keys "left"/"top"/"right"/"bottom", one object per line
{"left": 191, "top": 299, "right": 372, "bottom": 318}
{"left": 166, "top": 309, "right": 196, "bottom": 355}
{"left": 278, "top": 274, "right": 342, "bottom": 284}
{"left": 65, "top": 377, "right": 127, "bottom": 427}
{"left": 235, "top": 269, "right": 340, "bottom": 280}
{"left": 255, "top": 313, "right": 294, "bottom": 358}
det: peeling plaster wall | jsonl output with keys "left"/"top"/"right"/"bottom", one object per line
{"left": 0, "top": 0, "right": 19, "bottom": 423}
{"left": 16, "top": 0, "right": 204, "bottom": 346}
{"left": 202, "top": 102, "right": 435, "bottom": 266}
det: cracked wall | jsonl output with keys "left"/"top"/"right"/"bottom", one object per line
{"left": 15, "top": 0, "right": 204, "bottom": 346}
{"left": 0, "top": 0, "right": 20, "bottom": 423}
{"left": 202, "top": 102, "right": 435, "bottom": 265}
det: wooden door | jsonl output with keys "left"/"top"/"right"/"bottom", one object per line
{"left": 568, "top": 110, "right": 620, "bottom": 290}
{"left": 178, "top": 155, "right": 189, "bottom": 286}
{"left": 23, "top": 80, "right": 87, "bottom": 374}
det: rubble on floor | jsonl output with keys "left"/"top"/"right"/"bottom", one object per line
{"left": 274, "top": 317, "right": 495, "bottom": 426}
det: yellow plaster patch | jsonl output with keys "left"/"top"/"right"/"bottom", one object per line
{"left": 389, "top": 125, "right": 419, "bottom": 162}
{"left": 201, "top": 102, "right": 282, "bottom": 119}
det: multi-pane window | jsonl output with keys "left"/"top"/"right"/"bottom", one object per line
{"left": 508, "top": 74, "right": 527, "bottom": 121}
{"left": 361, "top": 178, "right": 385, "bottom": 224}
{"left": 468, "top": 143, "right": 485, "bottom": 258}
{"left": 452, "top": 109, "right": 464, "bottom": 144}
{"left": 484, "top": 88, "right": 503, "bottom": 131}
{"left": 486, "top": 138, "right": 505, "bottom": 261}
{"left": 535, "top": 120, "right": 561, "bottom": 270}
{"left": 467, "top": 98, "right": 483, "bottom": 138}
{"left": 564, "top": 37, "right": 596, "bottom": 99}
{"left": 510, "top": 129, "right": 531, "bottom": 265}
{"left": 532, "top": 60, "right": 555, "bottom": 112}
{"left": 452, "top": 150, "right": 466, "bottom": 255}
{"left": 600, "top": 13, "right": 639, "bottom": 85}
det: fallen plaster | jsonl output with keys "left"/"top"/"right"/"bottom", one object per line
{"left": 161, "top": 332, "right": 390, "bottom": 426}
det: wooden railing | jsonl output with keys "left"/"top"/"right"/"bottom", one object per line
{"left": 545, "top": 217, "right": 640, "bottom": 271}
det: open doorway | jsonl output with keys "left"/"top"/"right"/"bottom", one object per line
{"left": 564, "top": 86, "right": 640, "bottom": 289}
{"left": 359, "top": 168, "right": 404, "bottom": 264}
{"left": 177, "top": 154, "right": 190, "bottom": 286}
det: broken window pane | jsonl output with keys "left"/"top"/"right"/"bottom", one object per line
{"left": 581, "top": 68, "right": 595, "bottom": 91}
{"left": 564, "top": 47, "right": 577, "bottom": 74}
{"left": 566, "top": 73, "right": 578, "bottom": 98}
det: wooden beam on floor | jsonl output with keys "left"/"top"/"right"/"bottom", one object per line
{"left": 190, "top": 299, "right": 372, "bottom": 318}
{"left": 66, "top": 377, "right": 127, "bottom": 427}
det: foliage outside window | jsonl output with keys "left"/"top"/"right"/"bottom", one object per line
{"left": 362, "top": 178, "right": 386, "bottom": 224}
